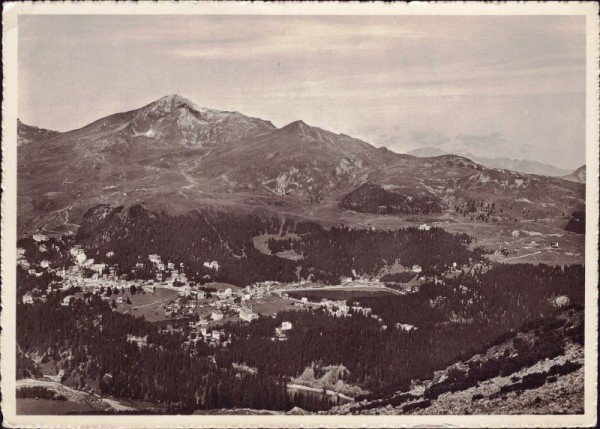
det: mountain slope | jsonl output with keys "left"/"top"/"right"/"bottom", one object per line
{"left": 17, "top": 119, "right": 62, "bottom": 146}
{"left": 562, "top": 165, "right": 586, "bottom": 183}
{"left": 332, "top": 308, "right": 584, "bottom": 415}
{"left": 17, "top": 95, "right": 585, "bottom": 244}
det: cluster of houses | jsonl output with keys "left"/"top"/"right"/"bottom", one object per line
{"left": 147, "top": 254, "right": 189, "bottom": 285}
{"left": 320, "top": 299, "right": 351, "bottom": 318}
{"left": 20, "top": 238, "right": 429, "bottom": 346}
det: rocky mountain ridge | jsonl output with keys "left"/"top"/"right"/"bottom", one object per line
{"left": 17, "top": 95, "right": 584, "bottom": 238}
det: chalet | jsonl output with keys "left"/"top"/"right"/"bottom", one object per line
{"left": 204, "top": 261, "right": 220, "bottom": 271}
{"left": 157, "top": 263, "right": 165, "bottom": 271}
{"left": 40, "top": 260, "right": 50, "bottom": 269}
{"left": 301, "top": 297, "right": 308, "bottom": 304}
{"left": 32, "top": 234, "right": 48, "bottom": 242}
{"left": 418, "top": 224, "right": 431, "bottom": 231}
{"left": 211, "top": 311, "right": 224, "bottom": 321}
{"left": 106, "top": 251, "right": 115, "bottom": 258}
{"left": 281, "top": 321, "right": 293, "bottom": 331}
{"left": 412, "top": 265, "right": 423, "bottom": 274}
{"left": 239, "top": 307, "right": 259, "bottom": 322}
{"left": 143, "top": 284, "right": 155, "bottom": 293}
{"left": 167, "top": 262, "right": 175, "bottom": 270}
{"left": 22, "top": 294, "right": 34, "bottom": 305}
{"left": 211, "top": 330, "right": 221, "bottom": 341}
{"left": 241, "top": 293, "right": 251, "bottom": 301}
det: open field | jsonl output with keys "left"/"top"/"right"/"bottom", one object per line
{"left": 248, "top": 296, "right": 302, "bottom": 315}
{"left": 204, "top": 282, "right": 242, "bottom": 291}
{"left": 115, "top": 288, "right": 179, "bottom": 322}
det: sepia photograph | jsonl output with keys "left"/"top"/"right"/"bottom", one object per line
{"left": 1, "top": 2, "right": 598, "bottom": 428}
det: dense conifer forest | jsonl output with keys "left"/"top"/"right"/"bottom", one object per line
{"left": 68, "top": 204, "right": 484, "bottom": 286}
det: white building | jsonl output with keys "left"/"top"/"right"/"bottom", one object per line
{"left": 281, "top": 321, "right": 293, "bottom": 331}
{"left": 552, "top": 295, "right": 570, "bottom": 308}
{"left": 40, "top": 260, "right": 50, "bottom": 269}
{"left": 32, "top": 234, "right": 48, "bottom": 242}
{"left": 148, "top": 254, "right": 161, "bottom": 264}
{"left": 75, "top": 252, "right": 87, "bottom": 265}
{"left": 204, "top": 261, "right": 220, "bottom": 271}
{"left": 22, "top": 294, "right": 34, "bottom": 305}
{"left": 126, "top": 334, "right": 148, "bottom": 348}
{"left": 62, "top": 295, "right": 74, "bottom": 307}
{"left": 412, "top": 265, "right": 423, "bottom": 273}
{"left": 239, "top": 307, "right": 259, "bottom": 322}
{"left": 106, "top": 251, "right": 115, "bottom": 258}
{"left": 396, "top": 323, "right": 417, "bottom": 332}
{"left": 211, "top": 311, "right": 224, "bottom": 321}
{"left": 418, "top": 224, "right": 431, "bottom": 231}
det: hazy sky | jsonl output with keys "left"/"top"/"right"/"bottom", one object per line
{"left": 18, "top": 15, "right": 586, "bottom": 169}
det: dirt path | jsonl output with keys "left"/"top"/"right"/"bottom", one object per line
{"left": 17, "top": 378, "right": 135, "bottom": 411}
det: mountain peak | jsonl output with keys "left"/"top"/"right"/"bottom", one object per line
{"left": 149, "top": 94, "right": 202, "bottom": 113}
{"left": 281, "top": 120, "right": 313, "bottom": 134}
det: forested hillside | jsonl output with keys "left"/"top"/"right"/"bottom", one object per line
{"left": 72, "top": 204, "right": 484, "bottom": 286}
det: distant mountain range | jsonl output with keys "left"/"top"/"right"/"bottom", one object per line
{"left": 17, "top": 94, "right": 584, "bottom": 235}
{"left": 406, "top": 147, "right": 574, "bottom": 177}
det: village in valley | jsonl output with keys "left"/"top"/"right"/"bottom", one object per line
{"left": 16, "top": 224, "right": 478, "bottom": 352}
